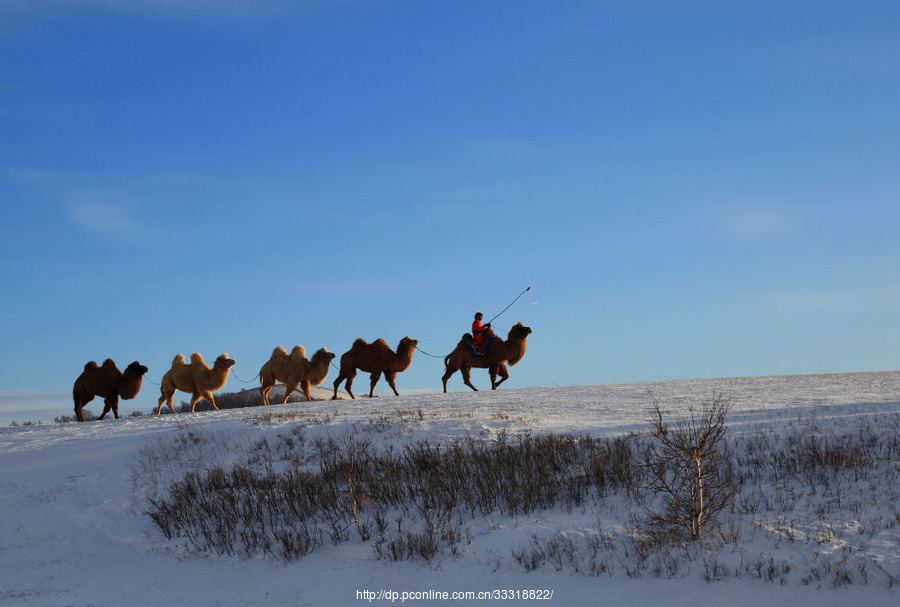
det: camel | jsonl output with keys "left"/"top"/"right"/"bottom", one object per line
{"left": 332, "top": 336, "right": 418, "bottom": 399}
{"left": 259, "top": 345, "right": 336, "bottom": 405}
{"left": 72, "top": 359, "right": 149, "bottom": 422}
{"left": 442, "top": 322, "right": 532, "bottom": 392}
{"left": 156, "top": 352, "right": 236, "bottom": 415}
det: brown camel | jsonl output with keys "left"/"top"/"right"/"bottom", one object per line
{"left": 259, "top": 345, "right": 336, "bottom": 405}
{"left": 72, "top": 359, "right": 149, "bottom": 422}
{"left": 156, "top": 352, "right": 235, "bottom": 415}
{"left": 332, "top": 336, "right": 418, "bottom": 399}
{"left": 442, "top": 322, "right": 532, "bottom": 392}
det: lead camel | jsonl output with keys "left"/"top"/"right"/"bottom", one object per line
{"left": 442, "top": 322, "right": 532, "bottom": 392}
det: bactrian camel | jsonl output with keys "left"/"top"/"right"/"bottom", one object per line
{"left": 442, "top": 322, "right": 532, "bottom": 392}
{"left": 332, "top": 336, "right": 418, "bottom": 399}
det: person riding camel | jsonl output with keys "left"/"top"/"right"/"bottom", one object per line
{"left": 472, "top": 312, "right": 491, "bottom": 353}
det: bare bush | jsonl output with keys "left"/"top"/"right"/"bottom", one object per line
{"left": 144, "top": 429, "right": 642, "bottom": 563}
{"left": 643, "top": 394, "right": 734, "bottom": 541}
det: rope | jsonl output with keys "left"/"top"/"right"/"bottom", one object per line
{"left": 415, "top": 345, "right": 448, "bottom": 359}
{"left": 229, "top": 368, "right": 260, "bottom": 384}
{"left": 144, "top": 376, "right": 161, "bottom": 386}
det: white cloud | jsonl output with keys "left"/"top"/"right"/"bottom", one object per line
{"left": 718, "top": 205, "right": 797, "bottom": 238}
{"left": 69, "top": 202, "right": 134, "bottom": 232}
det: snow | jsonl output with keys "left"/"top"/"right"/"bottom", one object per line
{"left": 1, "top": 372, "right": 898, "bottom": 606}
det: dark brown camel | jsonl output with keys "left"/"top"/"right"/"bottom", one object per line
{"left": 442, "top": 322, "right": 532, "bottom": 392}
{"left": 332, "top": 336, "right": 418, "bottom": 399}
{"left": 72, "top": 359, "right": 149, "bottom": 422}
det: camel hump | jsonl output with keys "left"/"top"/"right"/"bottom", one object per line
{"left": 290, "top": 345, "right": 306, "bottom": 358}
{"left": 271, "top": 345, "right": 288, "bottom": 358}
{"left": 83, "top": 361, "right": 99, "bottom": 371}
{"left": 190, "top": 353, "right": 205, "bottom": 364}
{"left": 373, "top": 338, "right": 389, "bottom": 347}
{"left": 101, "top": 358, "right": 117, "bottom": 368}
{"left": 352, "top": 337, "right": 368, "bottom": 347}
{"left": 171, "top": 354, "right": 187, "bottom": 367}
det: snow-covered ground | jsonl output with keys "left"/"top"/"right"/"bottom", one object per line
{"left": 1, "top": 372, "right": 898, "bottom": 606}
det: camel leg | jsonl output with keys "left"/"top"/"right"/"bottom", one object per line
{"left": 461, "top": 367, "right": 478, "bottom": 392}
{"left": 283, "top": 380, "right": 299, "bottom": 404}
{"left": 300, "top": 379, "right": 313, "bottom": 402}
{"left": 99, "top": 395, "right": 119, "bottom": 420}
{"left": 491, "top": 364, "right": 509, "bottom": 390}
{"left": 75, "top": 395, "right": 93, "bottom": 422}
{"left": 157, "top": 392, "right": 176, "bottom": 415}
{"left": 189, "top": 391, "right": 218, "bottom": 411}
{"left": 260, "top": 381, "right": 272, "bottom": 406}
{"left": 336, "top": 368, "right": 357, "bottom": 399}
{"left": 384, "top": 371, "right": 400, "bottom": 396}
{"left": 368, "top": 372, "right": 382, "bottom": 398}
{"left": 442, "top": 367, "right": 456, "bottom": 393}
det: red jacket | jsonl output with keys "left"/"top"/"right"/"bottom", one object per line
{"left": 472, "top": 319, "right": 486, "bottom": 345}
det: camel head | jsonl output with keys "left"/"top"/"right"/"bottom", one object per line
{"left": 125, "top": 361, "right": 149, "bottom": 377}
{"left": 214, "top": 354, "right": 236, "bottom": 370}
{"left": 312, "top": 348, "right": 336, "bottom": 364}
{"left": 508, "top": 322, "right": 532, "bottom": 341}
{"left": 398, "top": 336, "right": 419, "bottom": 352}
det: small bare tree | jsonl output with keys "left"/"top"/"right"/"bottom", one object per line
{"left": 644, "top": 394, "right": 734, "bottom": 541}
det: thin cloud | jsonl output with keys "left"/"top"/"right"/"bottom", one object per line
{"left": 763, "top": 287, "right": 900, "bottom": 317}
{"left": 719, "top": 205, "right": 797, "bottom": 239}
{"left": 0, "top": 0, "right": 300, "bottom": 22}
{"left": 0, "top": 391, "right": 68, "bottom": 404}
{"left": 68, "top": 202, "right": 134, "bottom": 232}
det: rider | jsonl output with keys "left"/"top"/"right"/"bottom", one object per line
{"left": 472, "top": 312, "right": 491, "bottom": 353}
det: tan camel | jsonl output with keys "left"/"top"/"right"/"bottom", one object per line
{"left": 156, "top": 353, "right": 235, "bottom": 414}
{"left": 259, "top": 345, "right": 336, "bottom": 405}
{"left": 73, "top": 359, "right": 149, "bottom": 422}
{"left": 332, "top": 336, "right": 418, "bottom": 399}
{"left": 442, "top": 322, "right": 532, "bottom": 392}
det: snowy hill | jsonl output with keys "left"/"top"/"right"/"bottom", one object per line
{"left": 1, "top": 372, "right": 898, "bottom": 606}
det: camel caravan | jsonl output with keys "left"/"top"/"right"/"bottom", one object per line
{"left": 71, "top": 323, "right": 532, "bottom": 421}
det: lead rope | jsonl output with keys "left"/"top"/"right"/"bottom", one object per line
{"left": 229, "top": 368, "right": 260, "bottom": 384}
{"left": 415, "top": 345, "right": 447, "bottom": 359}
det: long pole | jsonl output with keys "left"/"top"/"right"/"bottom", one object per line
{"left": 487, "top": 286, "right": 531, "bottom": 325}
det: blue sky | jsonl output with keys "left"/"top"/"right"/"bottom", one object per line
{"left": 1, "top": 0, "right": 899, "bottom": 422}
